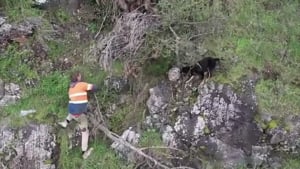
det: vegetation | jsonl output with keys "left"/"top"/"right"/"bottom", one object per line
{"left": 2, "top": 0, "right": 44, "bottom": 21}
{"left": 1, "top": 0, "right": 300, "bottom": 168}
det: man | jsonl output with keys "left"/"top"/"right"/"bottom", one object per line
{"left": 58, "top": 71, "right": 97, "bottom": 159}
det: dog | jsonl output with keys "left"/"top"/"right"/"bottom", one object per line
{"left": 180, "top": 57, "right": 221, "bottom": 85}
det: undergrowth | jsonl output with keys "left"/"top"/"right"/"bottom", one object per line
{"left": 58, "top": 133, "right": 132, "bottom": 169}
{"left": 2, "top": 0, "right": 44, "bottom": 21}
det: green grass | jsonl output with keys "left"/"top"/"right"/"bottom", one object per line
{"left": 139, "top": 129, "right": 163, "bottom": 147}
{"left": 3, "top": 0, "right": 44, "bottom": 21}
{"left": 256, "top": 79, "right": 300, "bottom": 116}
{"left": 0, "top": 45, "right": 38, "bottom": 83}
{"left": 58, "top": 134, "right": 133, "bottom": 169}
{"left": 283, "top": 157, "right": 300, "bottom": 169}
{"left": 2, "top": 71, "right": 69, "bottom": 126}
{"left": 2, "top": 64, "right": 108, "bottom": 126}
{"left": 201, "top": 0, "right": 300, "bottom": 117}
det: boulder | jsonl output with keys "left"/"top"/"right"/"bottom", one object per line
{"left": 0, "top": 82, "right": 21, "bottom": 107}
{"left": 111, "top": 127, "right": 140, "bottom": 162}
{"left": 0, "top": 124, "right": 57, "bottom": 169}
{"left": 146, "top": 82, "right": 172, "bottom": 128}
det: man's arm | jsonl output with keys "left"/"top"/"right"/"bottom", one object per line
{"left": 86, "top": 83, "right": 97, "bottom": 92}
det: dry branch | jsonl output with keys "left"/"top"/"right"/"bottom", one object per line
{"left": 96, "top": 123, "right": 171, "bottom": 169}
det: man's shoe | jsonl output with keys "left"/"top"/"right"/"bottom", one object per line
{"left": 58, "top": 121, "right": 67, "bottom": 128}
{"left": 82, "top": 147, "right": 94, "bottom": 159}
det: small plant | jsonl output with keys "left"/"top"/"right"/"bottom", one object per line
{"left": 268, "top": 120, "right": 278, "bottom": 130}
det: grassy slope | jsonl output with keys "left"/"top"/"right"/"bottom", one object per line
{"left": 0, "top": 1, "right": 133, "bottom": 168}
{"left": 1, "top": 0, "right": 300, "bottom": 168}
{"left": 207, "top": 1, "right": 300, "bottom": 117}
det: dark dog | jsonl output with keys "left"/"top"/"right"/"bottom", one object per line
{"left": 181, "top": 57, "right": 221, "bottom": 84}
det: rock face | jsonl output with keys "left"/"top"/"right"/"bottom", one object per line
{"left": 143, "top": 77, "right": 266, "bottom": 168}
{"left": 0, "top": 81, "right": 21, "bottom": 107}
{"left": 0, "top": 16, "right": 42, "bottom": 51}
{"left": 0, "top": 124, "right": 57, "bottom": 169}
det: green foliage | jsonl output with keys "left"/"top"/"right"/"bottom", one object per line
{"left": 112, "top": 59, "right": 124, "bottom": 76}
{"left": 109, "top": 106, "right": 128, "bottom": 133}
{"left": 54, "top": 9, "right": 70, "bottom": 23}
{"left": 0, "top": 45, "right": 38, "bottom": 83}
{"left": 200, "top": 0, "right": 300, "bottom": 117}
{"left": 58, "top": 134, "right": 132, "bottom": 169}
{"left": 256, "top": 80, "right": 300, "bottom": 116}
{"left": 3, "top": 0, "right": 44, "bottom": 21}
{"left": 88, "top": 22, "right": 99, "bottom": 34}
{"left": 143, "top": 56, "right": 174, "bottom": 76}
{"left": 283, "top": 157, "right": 300, "bottom": 169}
{"left": 3, "top": 71, "right": 69, "bottom": 126}
{"left": 47, "top": 40, "right": 69, "bottom": 59}
{"left": 268, "top": 120, "right": 278, "bottom": 130}
{"left": 139, "top": 129, "right": 163, "bottom": 147}
{"left": 158, "top": 0, "right": 222, "bottom": 25}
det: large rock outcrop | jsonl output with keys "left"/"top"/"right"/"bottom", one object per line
{"left": 0, "top": 124, "right": 57, "bottom": 169}
{"left": 142, "top": 76, "right": 271, "bottom": 168}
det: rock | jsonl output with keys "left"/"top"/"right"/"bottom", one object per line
{"left": 192, "top": 81, "right": 261, "bottom": 154}
{"left": 281, "top": 115, "right": 300, "bottom": 153}
{"left": 0, "top": 16, "right": 42, "bottom": 50}
{"left": 146, "top": 82, "right": 172, "bottom": 128}
{"left": 104, "top": 76, "right": 130, "bottom": 93}
{"left": 174, "top": 113, "right": 205, "bottom": 140}
{"left": 268, "top": 156, "right": 283, "bottom": 169}
{"left": 0, "top": 82, "right": 21, "bottom": 107}
{"left": 111, "top": 127, "right": 140, "bottom": 162}
{"left": 251, "top": 146, "right": 271, "bottom": 168}
{"left": 210, "top": 138, "right": 247, "bottom": 169}
{"left": 0, "top": 17, "right": 5, "bottom": 25}
{"left": 145, "top": 77, "right": 263, "bottom": 168}
{"left": 162, "top": 125, "right": 177, "bottom": 147}
{"left": 168, "top": 67, "right": 180, "bottom": 82}
{"left": 270, "top": 129, "right": 286, "bottom": 144}
{"left": 0, "top": 124, "right": 56, "bottom": 169}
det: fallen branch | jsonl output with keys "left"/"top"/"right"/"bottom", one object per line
{"left": 92, "top": 94, "right": 170, "bottom": 168}
{"left": 94, "top": 9, "right": 109, "bottom": 39}
{"left": 139, "top": 146, "right": 186, "bottom": 155}
{"left": 96, "top": 123, "right": 171, "bottom": 169}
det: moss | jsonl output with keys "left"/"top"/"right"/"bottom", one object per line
{"left": 268, "top": 120, "right": 278, "bottom": 130}
{"left": 204, "top": 126, "right": 211, "bottom": 135}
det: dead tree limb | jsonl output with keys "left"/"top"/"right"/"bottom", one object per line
{"left": 96, "top": 123, "right": 171, "bottom": 169}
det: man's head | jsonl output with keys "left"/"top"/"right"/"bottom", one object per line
{"left": 70, "top": 71, "right": 82, "bottom": 82}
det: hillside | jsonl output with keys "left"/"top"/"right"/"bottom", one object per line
{"left": 0, "top": 0, "right": 300, "bottom": 169}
